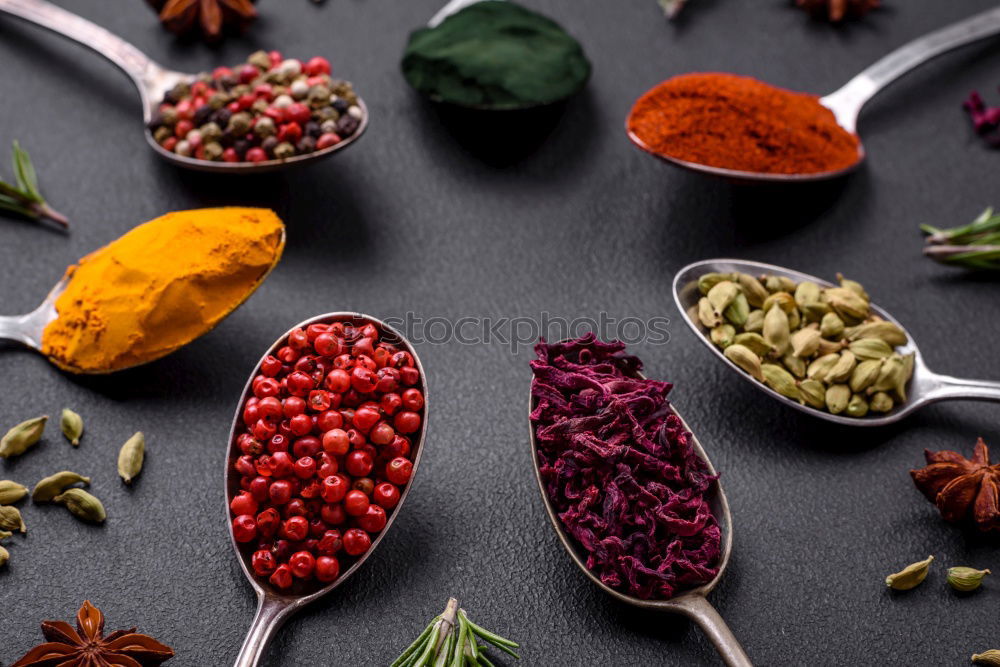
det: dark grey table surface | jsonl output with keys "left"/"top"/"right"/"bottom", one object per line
{"left": 3, "top": 1, "right": 1000, "bottom": 665}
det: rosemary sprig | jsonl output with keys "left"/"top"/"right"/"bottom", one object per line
{"left": 0, "top": 141, "right": 68, "bottom": 228}
{"left": 921, "top": 207, "right": 1000, "bottom": 270}
{"left": 391, "top": 598, "right": 520, "bottom": 667}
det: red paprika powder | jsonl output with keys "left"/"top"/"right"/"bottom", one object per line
{"left": 627, "top": 72, "right": 860, "bottom": 175}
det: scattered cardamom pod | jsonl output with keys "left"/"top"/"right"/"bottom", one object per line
{"left": 744, "top": 309, "right": 764, "bottom": 334}
{"left": 885, "top": 555, "right": 934, "bottom": 591}
{"left": 60, "top": 408, "right": 84, "bottom": 446}
{"left": 0, "top": 529, "right": 12, "bottom": 540}
{"left": 820, "top": 312, "right": 844, "bottom": 339}
{"left": 53, "top": 488, "right": 106, "bottom": 523}
{"left": 972, "top": 650, "right": 1000, "bottom": 666}
{"left": 698, "top": 272, "right": 732, "bottom": 295}
{"left": 825, "top": 384, "right": 850, "bottom": 414}
{"left": 736, "top": 273, "right": 768, "bottom": 308}
{"left": 118, "top": 432, "right": 145, "bottom": 485}
{"left": 724, "top": 344, "right": 763, "bottom": 382}
{"left": 707, "top": 281, "right": 740, "bottom": 315}
{"left": 824, "top": 287, "right": 869, "bottom": 322}
{"left": 0, "top": 415, "right": 47, "bottom": 459}
{"left": 761, "top": 364, "right": 800, "bottom": 400}
{"left": 0, "top": 545, "right": 8, "bottom": 568}
{"left": 723, "top": 292, "right": 749, "bottom": 327}
{"left": 797, "top": 379, "right": 826, "bottom": 409}
{"left": 32, "top": 471, "right": 91, "bottom": 502}
{"left": 732, "top": 332, "right": 771, "bottom": 357}
{"left": 0, "top": 505, "right": 26, "bottom": 533}
{"left": 947, "top": 566, "right": 990, "bottom": 592}
{"left": 869, "top": 391, "right": 894, "bottom": 413}
{"left": 849, "top": 338, "right": 893, "bottom": 361}
{"left": 846, "top": 393, "right": 869, "bottom": 418}
{"left": 763, "top": 305, "right": 790, "bottom": 357}
{"left": 849, "top": 359, "right": 883, "bottom": 393}
{"left": 826, "top": 351, "right": 857, "bottom": 384}
{"left": 0, "top": 480, "right": 28, "bottom": 505}
{"left": 710, "top": 324, "right": 735, "bottom": 349}
{"left": 837, "top": 273, "right": 870, "bottom": 302}
{"left": 790, "top": 327, "right": 821, "bottom": 358}
{"left": 698, "top": 297, "right": 722, "bottom": 328}
{"left": 844, "top": 321, "right": 907, "bottom": 346}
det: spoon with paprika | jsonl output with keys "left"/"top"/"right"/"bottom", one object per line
{"left": 628, "top": 5, "right": 1000, "bottom": 183}
{"left": 673, "top": 259, "right": 1000, "bottom": 426}
{"left": 0, "top": 0, "right": 368, "bottom": 173}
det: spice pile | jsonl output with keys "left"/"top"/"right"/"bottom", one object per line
{"left": 627, "top": 73, "right": 860, "bottom": 175}
{"left": 230, "top": 320, "right": 423, "bottom": 591}
{"left": 695, "top": 271, "right": 913, "bottom": 418}
{"left": 40, "top": 208, "right": 285, "bottom": 374}
{"left": 401, "top": 1, "right": 591, "bottom": 109}
{"left": 148, "top": 51, "right": 363, "bottom": 164}
{"left": 530, "top": 335, "right": 721, "bottom": 600}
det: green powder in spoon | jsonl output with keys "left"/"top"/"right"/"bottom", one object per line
{"left": 401, "top": 1, "right": 591, "bottom": 109}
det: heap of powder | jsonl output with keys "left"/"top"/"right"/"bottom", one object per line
{"left": 627, "top": 73, "right": 861, "bottom": 175}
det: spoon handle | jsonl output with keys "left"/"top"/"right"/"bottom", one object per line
{"left": 0, "top": 0, "right": 175, "bottom": 119}
{"left": 679, "top": 595, "right": 752, "bottom": 667}
{"left": 923, "top": 374, "right": 1000, "bottom": 405}
{"left": 235, "top": 594, "right": 296, "bottom": 667}
{"left": 822, "top": 5, "right": 1000, "bottom": 133}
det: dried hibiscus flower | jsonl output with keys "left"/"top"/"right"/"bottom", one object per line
{"left": 793, "top": 0, "right": 879, "bottom": 22}
{"left": 146, "top": 0, "right": 257, "bottom": 41}
{"left": 910, "top": 438, "right": 1000, "bottom": 532}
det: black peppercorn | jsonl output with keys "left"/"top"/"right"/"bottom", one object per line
{"left": 261, "top": 136, "right": 279, "bottom": 157}
{"left": 336, "top": 115, "right": 360, "bottom": 137}
{"left": 297, "top": 136, "right": 317, "bottom": 154}
{"left": 194, "top": 104, "right": 214, "bottom": 126}
{"left": 304, "top": 121, "right": 322, "bottom": 139}
{"left": 332, "top": 98, "right": 350, "bottom": 114}
{"left": 219, "top": 74, "right": 238, "bottom": 90}
{"left": 212, "top": 108, "right": 233, "bottom": 129}
{"left": 233, "top": 139, "right": 250, "bottom": 158}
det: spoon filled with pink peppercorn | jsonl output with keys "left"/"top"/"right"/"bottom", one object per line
{"left": 225, "top": 313, "right": 428, "bottom": 666}
{"left": 0, "top": 0, "right": 368, "bottom": 173}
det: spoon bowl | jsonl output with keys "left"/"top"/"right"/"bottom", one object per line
{"left": 673, "top": 259, "right": 1000, "bottom": 427}
{"left": 226, "top": 312, "right": 429, "bottom": 667}
{"left": 0, "top": 0, "right": 368, "bottom": 173}
{"left": 628, "top": 5, "right": 1000, "bottom": 184}
{"left": 528, "top": 362, "right": 750, "bottom": 666}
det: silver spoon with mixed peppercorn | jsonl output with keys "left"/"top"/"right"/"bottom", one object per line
{"left": 0, "top": 0, "right": 368, "bottom": 173}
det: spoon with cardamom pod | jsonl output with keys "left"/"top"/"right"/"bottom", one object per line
{"left": 226, "top": 313, "right": 428, "bottom": 667}
{"left": 628, "top": 5, "right": 1000, "bottom": 184}
{"left": 0, "top": 0, "right": 368, "bottom": 173}
{"left": 528, "top": 356, "right": 749, "bottom": 667}
{"left": 673, "top": 259, "right": 1000, "bottom": 427}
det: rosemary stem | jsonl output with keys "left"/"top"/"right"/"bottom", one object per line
{"left": 392, "top": 619, "right": 440, "bottom": 667}
{"left": 31, "top": 201, "right": 69, "bottom": 228}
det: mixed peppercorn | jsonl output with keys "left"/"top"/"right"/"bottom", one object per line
{"left": 148, "top": 50, "right": 363, "bottom": 163}
{"left": 229, "top": 319, "right": 423, "bottom": 590}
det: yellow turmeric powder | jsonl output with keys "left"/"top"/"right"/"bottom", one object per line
{"left": 41, "top": 207, "right": 285, "bottom": 373}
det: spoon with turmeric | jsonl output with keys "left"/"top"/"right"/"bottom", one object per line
{"left": 0, "top": 208, "right": 286, "bottom": 374}
{"left": 0, "top": 0, "right": 368, "bottom": 173}
{"left": 627, "top": 5, "right": 1000, "bottom": 183}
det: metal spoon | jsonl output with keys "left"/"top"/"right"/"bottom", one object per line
{"left": 0, "top": 228, "right": 285, "bottom": 373}
{"left": 627, "top": 5, "right": 1000, "bottom": 184}
{"left": 0, "top": 0, "right": 368, "bottom": 173}
{"left": 528, "top": 368, "right": 750, "bottom": 667}
{"left": 228, "top": 312, "right": 428, "bottom": 667}
{"left": 673, "top": 258, "right": 1000, "bottom": 427}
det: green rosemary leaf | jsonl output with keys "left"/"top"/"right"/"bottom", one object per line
{"left": 448, "top": 615, "right": 468, "bottom": 667}
{"left": 393, "top": 618, "right": 440, "bottom": 667}
{"left": 0, "top": 196, "right": 32, "bottom": 218}
{"left": 11, "top": 141, "right": 41, "bottom": 202}
{"left": 461, "top": 612, "right": 519, "bottom": 649}
{"left": 476, "top": 653, "right": 496, "bottom": 667}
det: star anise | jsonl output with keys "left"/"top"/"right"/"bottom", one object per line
{"left": 12, "top": 600, "right": 174, "bottom": 667}
{"left": 146, "top": 0, "right": 257, "bottom": 41}
{"left": 910, "top": 438, "right": 1000, "bottom": 532}
{"left": 794, "top": 0, "right": 880, "bottom": 22}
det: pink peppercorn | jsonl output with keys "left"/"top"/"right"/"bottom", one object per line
{"left": 316, "top": 133, "right": 341, "bottom": 150}
{"left": 246, "top": 147, "right": 268, "bottom": 162}
{"left": 304, "top": 56, "right": 332, "bottom": 76}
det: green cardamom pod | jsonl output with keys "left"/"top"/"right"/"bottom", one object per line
{"left": 762, "top": 292, "right": 796, "bottom": 315}
{"left": 723, "top": 292, "right": 749, "bottom": 327}
{"left": 710, "top": 324, "right": 735, "bottom": 349}
{"left": 896, "top": 353, "right": 915, "bottom": 403}
{"left": 0, "top": 480, "right": 28, "bottom": 505}
{"left": 794, "top": 281, "right": 821, "bottom": 308}
{"left": 118, "top": 432, "right": 145, "bottom": 485}
{"left": 707, "top": 281, "right": 740, "bottom": 315}
{"left": 885, "top": 555, "right": 934, "bottom": 591}
{"left": 826, "top": 351, "right": 857, "bottom": 384}
{"left": 0, "top": 415, "right": 47, "bottom": 459}
{"left": 947, "top": 566, "right": 990, "bottom": 592}
{"left": 761, "top": 364, "right": 800, "bottom": 400}
{"left": 825, "top": 384, "right": 851, "bottom": 415}
{"left": 763, "top": 306, "right": 790, "bottom": 357}
{"left": 848, "top": 338, "right": 894, "bottom": 361}
{"left": 816, "top": 337, "right": 847, "bottom": 356}
{"left": 53, "top": 488, "right": 106, "bottom": 523}
{"left": 972, "top": 650, "right": 1000, "bottom": 666}
{"left": 844, "top": 321, "right": 907, "bottom": 347}
{"left": 763, "top": 275, "right": 797, "bottom": 294}
{"left": 797, "top": 379, "right": 826, "bottom": 409}
{"left": 782, "top": 352, "right": 806, "bottom": 379}
{"left": 790, "top": 327, "right": 821, "bottom": 358}
{"left": 744, "top": 309, "right": 764, "bottom": 334}
{"left": 800, "top": 300, "right": 830, "bottom": 323}
{"left": 0, "top": 545, "right": 7, "bottom": 568}
{"left": 869, "top": 391, "right": 894, "bottom": 413}
{"left": 787, "top": 308, "right": 801, "bottom": 331}
{"left": 820, "top": 312, "right": 845, "bottom": 339}
{"left": 849, "top": 359, "right": 883, "bottom": 393}
{"left": 807, "top": 354, "right": 840, "bottom": 382}
{"left": 824, "top": 287, "right": 869, "bottom": 323}
{"left": 32, "top": 471, "right": 92, "bottom": 502}
{"left": 871, "top": 355, "right": 905, "bottom": 395}
{"left": 732, "top": 332, "right": 772, "bottom": 358}
{"left": 698, "top": 272, "right": 732, "bottom": 295}
{"left": 735, "top": 273, "right": 768, "bottom": 308}
{"left": 0, "top": 529, "right": 11, "bottom": 540}
{"left": 0, "top": 505, "right": 26, "bottom": 533}
{"left": 724, "top": 344, "right": 763, "bottom": 382}
{"left": 837, "top": 273, "right": 870, "bottom": 302}
{"left": 60, "top": 408, "right": 84, "bottom": 446}
{"left": 846, "top": 393, "right": 869, "bottom": 418}
{"left": 698, "top": 297, "right": 722, "bottom": 329}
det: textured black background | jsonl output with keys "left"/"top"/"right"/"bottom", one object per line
{"left": 2, "top": 1, "right": 1000, "bottom": 665}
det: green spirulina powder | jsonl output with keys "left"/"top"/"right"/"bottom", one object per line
{"left": 401, "top": 1, "right": 591, "bottom": 109}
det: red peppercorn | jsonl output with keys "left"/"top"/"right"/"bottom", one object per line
{"left": 257, "top": 508, "right": 281, "bottom": 536}
{"left": 268, "top": 50, "right": 283, "bottom": 67}
{"left": 400, "top": 366, "right": 421, "bottom": 386}
{"left": 401, "top": 388, "right": 424, "bottom": 411}
{"left": 235, "top": 455, "right": 256, "bottom": 477}
{"left": 390, "top": 351, "right": 414, "bottom": 369}
{"left": 268, "top": 479, "right": 294, "bottom": 505}
{"left": 267, "top": 434, "right": 288, "bottom": 454}
{"left": 317, "top": 454, "right": 338, "bottom": 479}
{"left": 284, "top": 498, "right": 308, "bottom": 518}
{"left": 347, "top": 429, "right": 367, "bottom": 449}
{"left": 293, "top": 456, "right": 317, "bottom": 479}
{"left": 316, "top": 133, "right": 342, "bottom": 150}
{"left": 249, "top": 476, "right": 271, "bottom": 503}
{"left": 349, "top": 366, "right": 377, "bottom": 394}
{"left": 357, "top": 505, "right": 387, "bottom": 533}
{"left": 316, "top": 410, "right": 343, "bottom": 432}
{"left": 246, "top": 147, "right": 268, "bottom": 163}
{"left": 289, "top": 550, "right": 316, "bottom": 579}
{"left": 344, "top": 489, "right": 370, "bottom": 516}
{"left": 269, "top": 564, "right": 293, "bottom": 589}
{"left": 281, "top": 396, "right": 305, "bottom": 418}
{"left": 315, "top": 556, "right": 340, "bottom": 583}
{"left": 321, "top": 502, "right": 346, "bottom": 525}
{"left": 258, "top": 397, "right": 282, "bottom": 420}
{"left": 343, "top": 528, "right": 371, "bottom": 556}
{"left": 352, "top": 477, "right": 374, "bottom": 496}
{"left": 292, "top": 435, "right": 322, "bottom": 458}
{"left": 269, "top": 451, "right": 294, "bottom": 477}
{"left": 260, "top": 355, "right": 283, "bottom": 377}
{"left": 254, "top": 377, "right": 281, "bottom": 398}
{"left": 352, "top": 406, "right": 380, "bottom": 432}
{"left": 253, "top": 419, "right": 277, "bottom": 441}
{"left": 230, "top": 491, "right": 259, "bottom": 516}
{"left": 374, "top": 482, "right": 401, "bottom": 509}
{"left": 369, "top": 421, "right": 395, "bottom": 446}
{"left": 322, "top": 428, "right": 350, "bottom": 456}
{"left": 345, "top": 450, "right": 374, "bottom": 478}
{"left": 299, "top": 480, "right": 322, "bottom": 500}
{"left": 213, "top": 66, "right": 233, "bottom": 79}
{"left": 321, "top": 474, "right": 349, "bottom": 503}
{"left": 286, "top": 103, "right": 312, "bottom": 125}
{"left": 278, "top": 122, "right": 303, "bottom": 144}
{"left": 238, "top": 64, "right": 259, "bottom": 83}
{"left": 288, "top": 413, "right": 312, "bottom": 437}
{"left": 232, "top": 515, "right": 257, "bottom": 543}
{"left": 252, "top": 549, "right": 277, "bottom": 576}
{"left": 386, "top": 457, "right": 414, "bottom": 485}
{"left": 333, "top": 354, "right": 353, "bottom": 370}
{"left": 174, "top": 119, "right": 194, "bottom": 139}
{"left": 308, "top": 390, "right": 332, "bottom": 412}
{"left": 304, "top": 56, "right": 332, "bottom": 76}
{"left": 380, "top": 392, "right": 403, "bottom": 415}
{"left": 280, "top": 515, "right": 309, "bottom": 542}
{"left": 161, "top": 137, "right": 178, "bottom": 152}
{"left": 394, "top": 411, "right": 421, "bottom": 435}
